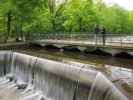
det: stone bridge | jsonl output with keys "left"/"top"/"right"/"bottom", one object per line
{"left": 29, "top": 33, "right": 133, "bottom": 56}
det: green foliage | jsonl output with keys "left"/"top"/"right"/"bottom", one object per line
{"left": 98, "top": 4, "right": 129, "bottom": 33}
{"left": 128, "top": 11, "right": 133, "bottom": 33}
{"left": 63, "top": 0, "right": 95, "bottom": 32}
{"left": 0, "top": 0, "right": 133, "bottom": 42}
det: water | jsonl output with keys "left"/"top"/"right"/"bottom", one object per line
{"left": 88, "top": 72, "right": 128, "bottom": 100}
{"left": 16, "top": 47, "right": 133, "bottom": 99}
{"left": 0, "top": 77, "right": 44, "bottom": 100}
{"left": 14, "top": 53, "right": 130, "bottom": 99}
{"left": 0, "top": 50, "right": 132, "bottom": 100}
{"left": 17, "top": 48, "right": 133, "bottom": 69}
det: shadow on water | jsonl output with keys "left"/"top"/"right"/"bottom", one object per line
{"left": 115, "top": 52, "right": 133, "bottom": 59}
{"left": 45, "top": 45, "right": 60, "bottom": 51}
{"left": 62, "top": 46, "right": 81, "bottom": 53}
{"left": 84, "top": 48, "right": 112, "bottom": 56}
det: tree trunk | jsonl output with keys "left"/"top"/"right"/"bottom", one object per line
{"left": 4, "top": 12, "right": 12, "bottom": 43}
{"left": 79, "top": 17, "right": 82, "bottom": 32}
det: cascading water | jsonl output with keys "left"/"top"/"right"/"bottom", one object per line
{"left": 0, "top": 51, "right": 129, "bottom": 100}
{"left": 88, "top": 72, "right": 128, "bottom": 100}
{"left": 0, "top": 51, "right": 13, "bottom": 76}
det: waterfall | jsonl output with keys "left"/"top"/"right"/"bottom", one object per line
{"left": 0, "top": 51, "right": 12, "bottom": 76}
{"left": 88, "top": 72, "right": 128, "bottom": 100}
{"left": 88, "top": 72, "right": 101, "bottom": 100}
{"left": 0, "top": 51, "right": 129, "bottom": 100}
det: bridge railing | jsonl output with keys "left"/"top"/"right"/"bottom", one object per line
{"left": 29, "top": 33, "right": 133, "bottom": 48}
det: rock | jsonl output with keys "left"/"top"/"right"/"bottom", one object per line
{"left": 16, "top": 80, "right": 28, "bottom": 89}
{"left": 6, "top": 74, "right": 15, "bottom": 82}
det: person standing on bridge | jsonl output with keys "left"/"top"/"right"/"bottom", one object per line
{"left": 102, "top": 27, "right": 106, "bottom": 46}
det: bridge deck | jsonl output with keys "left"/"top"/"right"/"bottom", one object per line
{"left": 34, "top": 39, "right": 133, "bottom": 50}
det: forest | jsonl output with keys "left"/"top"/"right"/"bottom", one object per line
{"left": 0, "top": 0, "right": 133, "bottom": 42}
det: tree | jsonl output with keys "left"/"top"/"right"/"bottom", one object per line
{"left": 94, "top": 0, "right": 130, "bottom": 34}
{"left": 128, "top": 11, "right": 133, "bottom": 33}
{"left": 0, "top": 0, "right": 133, "bottom": 42}
{"left": 63, "top": 0, "right": 94, "bottom": 32}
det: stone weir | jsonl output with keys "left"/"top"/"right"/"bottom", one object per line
{"left": 0, "top": 51, "right": 128, "bottom": 100}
